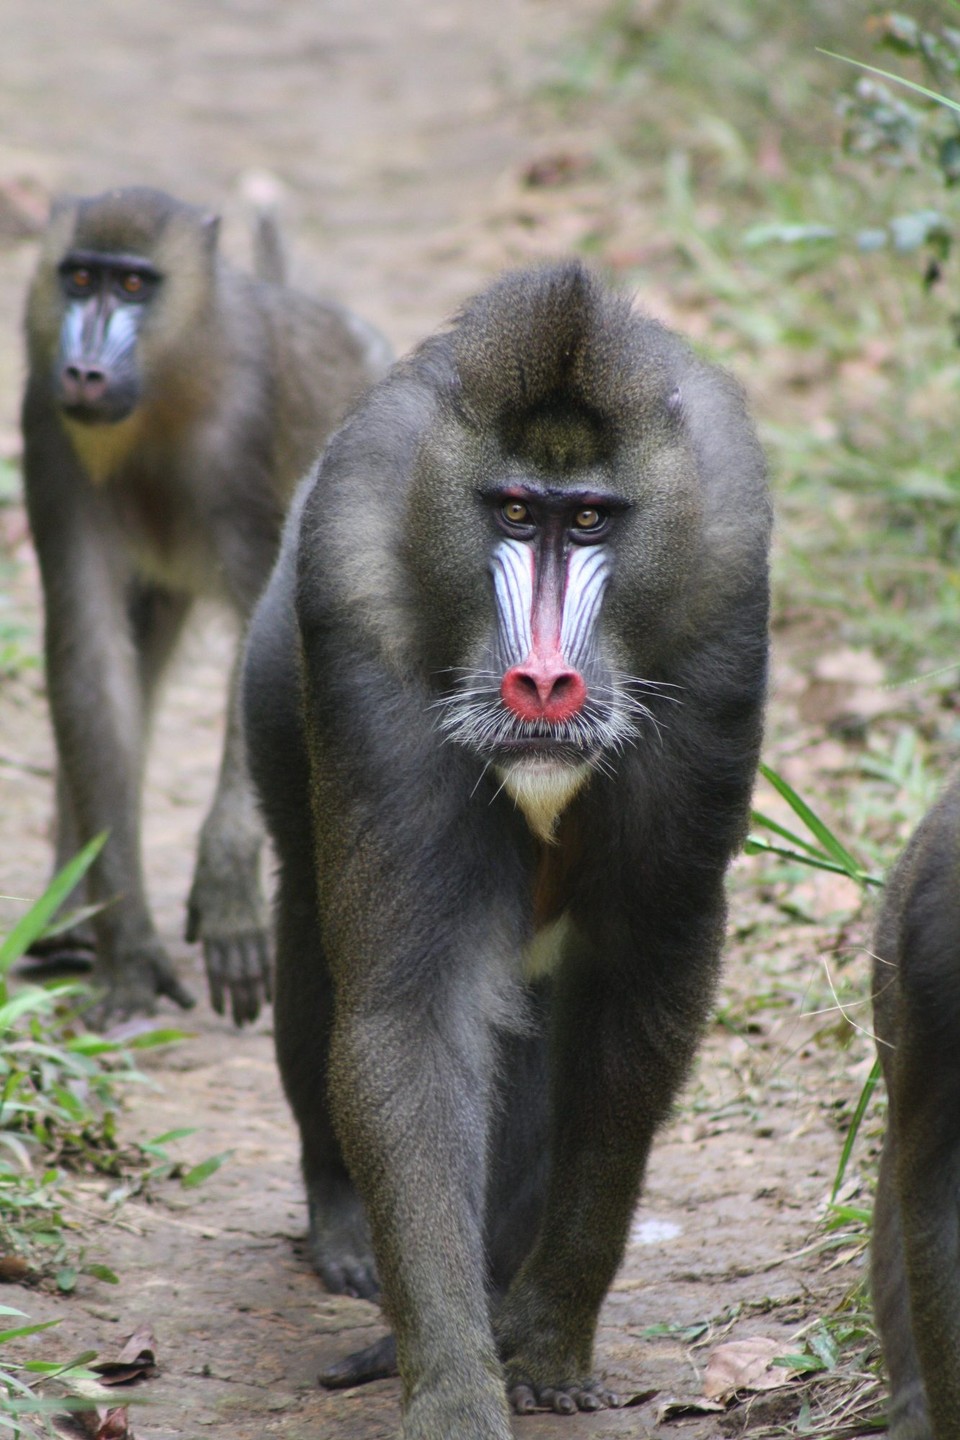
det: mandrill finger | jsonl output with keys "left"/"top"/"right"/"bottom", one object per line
{"left": 204, "top": 940, "right": 227, "bottom": 1016}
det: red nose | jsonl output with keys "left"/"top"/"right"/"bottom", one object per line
{"left": 500, "top": 659, "right": 587, "bottom": 724}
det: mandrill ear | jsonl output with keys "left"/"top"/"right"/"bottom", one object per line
{"left": 42, "top": 195, "right": 80, "bottom": 255}
{"left": 666, "top": 386, "right": 683, "bottom": 420}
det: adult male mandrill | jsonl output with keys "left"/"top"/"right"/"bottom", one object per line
{"left": 243, "top": 261, "right": 771, "bottom": 1438}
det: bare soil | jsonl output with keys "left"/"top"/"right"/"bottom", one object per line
{"left": 0, "top": 4, "right": 887, "bottom": 1437}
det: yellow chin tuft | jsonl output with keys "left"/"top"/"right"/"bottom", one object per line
{"left": 62, "top": 410, "right": 145, "bottom": 486}
{"left": 496, "top": 758, "right": 591, "bottom": 844}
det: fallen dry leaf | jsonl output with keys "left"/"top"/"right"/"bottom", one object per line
{"left": 657, "top": 1395, "right": 727, "bottom": 1421}
{"left": 618, "top": 1385, "right": 659, "bottom": 1408}
{"left": 95, "top": 1409, "right": 133, "bottom": 1440}
{"left": 522, "top": 151, "right": 591, "bottom": 188}
{"left": 0, "top": 1254, "right": 35, "bottom": 1283}
{"left": 91, "top": 1326, "right": 157, "bottom": 1386}
{"left": 703, "top": 1336, "right": 798, "bottom": 1401}
{"left": 56, "top": 1405, "right": 134, "bottom": 1440}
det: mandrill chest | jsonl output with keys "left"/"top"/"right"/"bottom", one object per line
{"left": 62, "top": 404, "right": 230, "bottom": 597}
{"left": 520, "top": 807, "right": 585, "bottom": 981}
{"left": 103, "top": 459, "right": 226, "bottom": 597}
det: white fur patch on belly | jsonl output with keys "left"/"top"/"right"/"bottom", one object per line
{"left": 521, "top": 912, "right": 572, "bottom": 981}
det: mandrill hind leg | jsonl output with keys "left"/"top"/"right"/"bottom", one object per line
{"left": 273, "top": 840, "right": 377, "bottom": 1300}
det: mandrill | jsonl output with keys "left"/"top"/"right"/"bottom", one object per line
{"left": 22, "top": 184, "right": 391, "bottom": 1021}
{"left": 243, "top": 260, "right": 771, "bottom": 1439}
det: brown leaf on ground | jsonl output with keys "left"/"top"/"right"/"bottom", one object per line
{"left": 703, "top": 1336, "right": 798, "bottom": 1402}
{"left": 0, "top": 1254, "right": 35, "bottom": 1283}
{"left": 90, "top": 1327, "right": 157, "bottom": 1385}
{"left": 657, "top": 1395, "right": 728, "bottom": 1421}
{"left": 619, "top": 1385, "right": 660, "bottom": 1408}
{"left": 95, "top": 1410, "right": 133, "bottom": 1440}
{"left": 57, "top": 1406, "right": 134, "bottom": 1440}
{"left": 522, "top": 151, "right": 591, "bottom": 188}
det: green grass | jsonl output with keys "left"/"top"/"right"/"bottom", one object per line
{"left": 0, "top": 843, "right": 223, "bottom": 1434}
{"left": 545, "top": 0, "right": 960, "bottom": 678}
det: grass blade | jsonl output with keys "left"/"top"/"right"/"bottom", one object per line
{"left": 819, "top": 48, "right": 960, "bottom": 118}
{"left": 831, "top": 1057, "right": 882, "bottom": 1204}
{"left": 758, "top": 763, "right": 866, "bottom": 876}
{"left": 0, "top": 835, "right": 107, "bottom": 974}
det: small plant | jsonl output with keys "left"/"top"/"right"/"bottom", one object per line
{"left": 748, "top": 762, "right": 891, "bottom": 1430}
{"left": 749, "top": 10, "right": 960, "bottom": 290}
{"left": 747, "top": 762, "right": 884, "bottom": 889}
{"left": 0, "top": 837, "right": 183, "bottom": 1277}
{"left": 0, "top": 846, "right": 234, "bottom": 1435}
{"left": 834, "top": 11, "right": 960, "bottom": 185}
{"left": 0, "top": 1303, "right": 105, "bottom": 1438}
{"left": 2, "top": 838, "right": 233, "bottom": 1227}
{"left": 749, "top": 758, "right": 886, "bottom": 1200}
{"left": 0, "top": 843, "right": 128, "bottom": 1432}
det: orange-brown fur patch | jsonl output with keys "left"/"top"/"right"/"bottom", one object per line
{"left": 532, "top": 806, "right": 583, "bottom": 932}
{"left": 62, "top": 412, "right": 147, "bottom": 486}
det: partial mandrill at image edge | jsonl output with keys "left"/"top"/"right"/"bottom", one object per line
{"left": 243, "top": 260, "right": 772, "bottom": 1440}
{"left": 872, "top": 768, "right": 960, "bottom": 1440}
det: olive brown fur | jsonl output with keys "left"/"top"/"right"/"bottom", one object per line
{"left": 22, "top": 185, "right": 391, "bottom": 1021}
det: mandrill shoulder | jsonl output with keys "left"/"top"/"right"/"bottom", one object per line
{"left": 678, "top": 360, "right": 771, "bottom": 560}
{"left": 295, "top": 365, "right": 447, "bottom": 664}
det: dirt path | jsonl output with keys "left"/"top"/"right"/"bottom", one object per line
{"left": 0, "top": 4, "right": 878, "bottom": 1437}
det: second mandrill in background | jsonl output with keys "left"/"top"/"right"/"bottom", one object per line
{"left": 243, "top": 261, "right": 771, "bottom": 1439}
{"left": 22, "top": 185, "right": 391, "bottom": 1023}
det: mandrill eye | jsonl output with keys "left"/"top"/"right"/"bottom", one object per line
{"left": 501, "top": 500, "right": 530, "bottom": 525}
{"left": 118, "top": 271, "right": 153, "bottom": 299}
{"left": 574, "top": 507, "right": 603, "bottom": 530}
{"left": 68, "top": 268, "right": 93, "bottom": 293}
